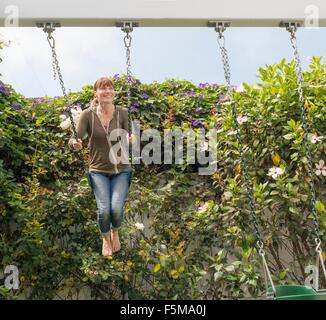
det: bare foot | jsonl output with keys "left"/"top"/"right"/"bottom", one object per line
{"left": 102, "top": 235, "right": 113, "bottom": 257}
{"left": 111, "top": 230, "right": 121, "bottom": 253}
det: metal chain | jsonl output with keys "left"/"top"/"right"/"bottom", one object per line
{"left": 286, "top": 25, "right": 321, "bottom": 242}
{"left": 42, "top": 24, "right": 78, "bottom": 139}
{"left": 214, "top": 23, "right": 276, "bottom": 294}
{"left": 215, "top": 25, "right": 262, "bottom": 244}
{"left": 285, "top": 24, "right": 326, "bottom": 283}
{"left": 121, "top": 22, "right": 134, "bottom": 160}
{"left": 41, "top": 23, "right": 87, "bottom": 170}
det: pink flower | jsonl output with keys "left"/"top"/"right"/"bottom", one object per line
{"left": 227, "top": 129, "right": 237, "bottom": 136}
{"left": 315, "top": 160, "right": 326, "bottom": 176}
{"left": 198, "top": 202, "right": 209, "bottom": 213}
{"left": 237, "top": 115, "right": 248, "bottom": 124}
{"left": 311, "top": 134, "right": 323, "bottom": 144}
{"left": 267, "top": 167, "right": 284, "bottom": 180}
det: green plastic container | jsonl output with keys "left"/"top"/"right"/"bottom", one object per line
{"left": 268, "top": 285, "right": 326, "bottom": 300}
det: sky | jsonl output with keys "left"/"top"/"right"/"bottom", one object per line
{"left": 0, "top": 26, "right": 325, "bottom": 98}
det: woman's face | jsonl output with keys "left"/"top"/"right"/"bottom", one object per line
{"left": 95, "top": 85, "right": 115, "bottom": 104}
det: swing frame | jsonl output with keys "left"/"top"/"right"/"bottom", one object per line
{"left": 1, "top": 0, "right": 326, "bottom": 27}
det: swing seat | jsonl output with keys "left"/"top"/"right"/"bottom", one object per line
{"left": 268, "top": 285, "right": 326, "bottom": 300}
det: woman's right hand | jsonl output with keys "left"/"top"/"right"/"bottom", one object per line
{"left": 69, "top": 138, "right": 83, "bottom": 151}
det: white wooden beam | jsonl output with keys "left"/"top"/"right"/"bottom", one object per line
{"left": 1, "top": 0, "right": 325, "bottom": 27}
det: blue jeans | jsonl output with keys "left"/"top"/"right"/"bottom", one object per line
{"left": 88, "top": 169, "right": 133, "bottom": 236}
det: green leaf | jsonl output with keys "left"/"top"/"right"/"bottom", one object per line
{"left": 214, "top": 271, "right": 223, "bottom": 282}
{"left": 225, "top": 265, "right": 235, "bottom": 272}
{"left": 153, "top": 263, "right": 161, "bottom": 273}
{"left": 316, "top": 201, "right": 325, "bottom": 212}
{"left": 283, "top": 133, "right": 294, "bottom": 140}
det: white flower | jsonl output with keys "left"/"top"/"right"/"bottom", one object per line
{"left": 315, "top": 160, "right": 326, "bottom": 176}
{"left": 199, "top": 141, "right": 209, "bottom": 152}
{"left": 198, "top": 202, "right": 209, "bottom": 213}
{"left": 237, "top": 115, "right": 248, "bottom": 124}
{"left": 235, "top": 85, "right": 245, "bottom": 92}
{"left": 267, "top": 167, "right": 285, "bottom": 180}
{"left": 227, "top": 129, "right": 237, "bottom": 136}
{"left": 60, "top": 118, "right": 71, "bottom": 130}
{"left": 59, "top": 105, "right": 82, "bottom": 130}
{"left": 311, "top": 134, "right": 323, "bottom": 144}
{"left": 135, "top": 222, "right": 145, "bottom": 231}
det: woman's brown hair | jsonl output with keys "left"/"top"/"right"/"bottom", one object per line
{"left": 91, "top": 77, "right": 115, "bottom": 107}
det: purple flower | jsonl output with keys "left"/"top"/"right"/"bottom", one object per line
{"left": 32, "top": 100, "right": 38, "bottom": 107}
{"left": 171, "top": 116, "right": 176, "bottom": 121}
{"left": 219, "top": 95, "right": 227, "bottom": 103}
{"left": 195, "top": 107, "right": 201, "bottom": 113}
{"left": 199, "top": 82, "right": 209, "bottom": 88}
{"left": 39, "top": 97, "right": 45, "bottom": 103}
{"left": 183, "top": 91, "right": 196, "bottom": 97}
{"left": 191, "top": 120, "right": 203, "bottom": 128}
{"left": 0, "top": 82, "right": 11, "bottom": 95}
{"left": 130, "top": 104, "right": 139, "bottom": 113}
{"left": 161, "top": 91, "right": 170, "bottom": 97}
{"left": 198, "top": 95, "right": 204, "bottom": 101}
{"left": 113, "top": 74, "right": 120, "bottom": 79}
{"left": 142, "top": 94, "right": 149, "bottom": 99}
{"left": 11, "top": 103, "right": 21, "bottom": 110}
{"left": 54, "top": 96, "right": 60, "bottom": 100}
{"left": 170, "top": 80, "right": 182, "bottom": 88}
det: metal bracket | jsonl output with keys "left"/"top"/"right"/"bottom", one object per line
{"left": 208, "top": 21, "right": 231, "bottom": 32}
{"left": 36, "top": 22, "right": 61, "bottom": 34}
{"left": 279, "top": 21, "right": 302, "bottom": 28}
{"left": 116, "top": 21, "right": 139, "bottom": 29}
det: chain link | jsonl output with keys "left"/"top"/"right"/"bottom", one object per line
{"left": 42, "top": 24, "right": 78, "bottom": 140}
{"left": 46, "top": 34, "right": 57, "bottom": 80}
{"left": 121, "top": 22, "right": 134, "bottom": 160}
{"left": 285, "top": 24, "right": 326, "bottom": 284}
{"left": 215, "top": 25, "right": 262, "bottom": 245}
{"left": 214, "top": 24, "right": 276, "bottom": 294}
{"left": 41, "top": 23, "right": 87, "bottom": 171}
{"left": 286, "top": 25, "right": 321, "bottom": 243}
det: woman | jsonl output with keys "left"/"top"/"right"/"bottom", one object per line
{"left": 69, "top": 77, "right": 135, "bottom": 257}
